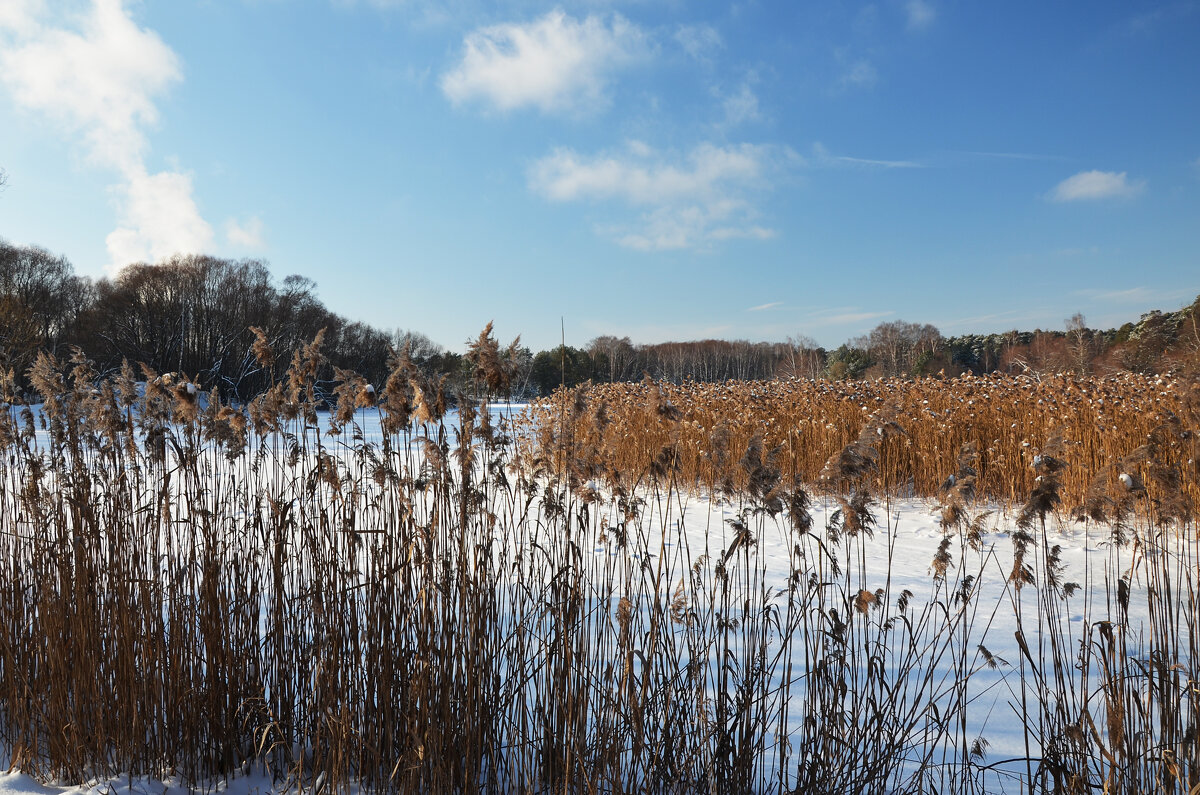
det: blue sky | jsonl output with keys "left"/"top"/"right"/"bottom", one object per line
{"left": 1, "top": 0, "right": 1198, "bottom": 353}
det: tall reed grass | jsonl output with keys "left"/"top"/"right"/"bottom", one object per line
{"left": 0, "top": 337, "right": 1194, "bottom": 793}
{"left": 516, "top": 374, "right": 1200, "bottom": 516}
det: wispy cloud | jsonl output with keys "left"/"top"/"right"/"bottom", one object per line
{"left": 0, "top": 0, "right": 213, "bottom": 270}
{"left": 812, "top": 142, "right": 922, "bottom": 169}
{"left": 748, "top": 301, "right": 782, "bottom": 312}
{"left": 835, "top": 59, "right": 877, "bottom": 91}
{"left": 529, "top": 141, "right": 791, "bottom": 251}
{"left": 1050, "top": 170, "right": 1144, "bottom": 202}
{"left": 1075, "top": 286, "right": 1196, "bottom": 304}
{"left": 715, "top": 79, "right": 762, "bottom": 127}
{"left": 950, "top": 150, "right": 1067, "bottom": 162}
{"left": 829, "top": 154, "right": 921, "bottom": 168}
{"left": 624, "top": 139, "right": 653, "bottom": 158}
{"left": 440, "top": 9, "right": 650, "bottom": 116}
{"left": 1120, "top": 2, "right": 1196, "bottom": 37}
{"left": 802, "top": 308, "right": 894, "bottom": 327}
{"left": 225, "top": 216, "right": 266, "bottom": 249}
{"left": 606, "top": 205, "right": 776, "bottom": 252}
{"left": 905, "top": 0, "right": 936, "bottom": 31}
{"left": 531, "top": 143, "right": 772, "bottom": 204}
{"left": 674, "top": 23, "right": 722, "bottom": 61}
{"left": 937, "top": 308, "right": 1043, "bottom": 331}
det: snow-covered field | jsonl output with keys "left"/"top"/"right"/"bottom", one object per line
{"left": 1, "top": 403, "right": 1193, "bottom": 793}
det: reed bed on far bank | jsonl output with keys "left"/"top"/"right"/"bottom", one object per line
{"left": 515, "top": 373, "right": 1200, "bottom": 520}
{"left": 0, "top": 336, "right": 1195, "bottom": 793}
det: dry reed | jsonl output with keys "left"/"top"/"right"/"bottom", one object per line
{"left": 0, "top": 341, "right": 1194, "bottom": 793}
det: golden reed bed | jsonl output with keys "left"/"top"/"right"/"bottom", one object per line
{"left": 516, "top": 373, "right": 1200, "bottom": 522}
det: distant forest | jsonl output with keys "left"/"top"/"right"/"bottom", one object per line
{"left": 2, "top": 240, "right": 1198, "bottom": 401}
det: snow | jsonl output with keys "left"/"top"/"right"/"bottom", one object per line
{"left": 0, "top": 771, "right": 281, "bottom": 795}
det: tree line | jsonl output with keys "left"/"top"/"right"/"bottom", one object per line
{"left": 2, "top": 239, "right": 1198, "bottom": 402}
{"left": 0, "top": 243, "right": 455, "bottom": 401}
{"left": 539, "top": 307, "right": 1200, "bottom": 390}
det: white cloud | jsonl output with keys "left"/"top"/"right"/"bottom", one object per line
{"left": 0, "top": 0, "right": 179, "bottom": 173}
{"left": 531, "top": 142, "right": 772, "bottom": 204}
{"left": 0, "top": 0, "right": 43, "bottom": 37}
{"left": 905, "top": 0, "right": 936, "bottom": 31}
{"left": 440, "top": 9, "right": 649, "bottom": 115}
{"left": 0, "top": 0, "right": 214, "bottom": 271}
{"left": 529, "top": 142, "right": 788, "bottom": 251}
{"left": 1050, "top": 170, "right": 1144, "bottom": 201}
{"left": 105, "top": 167, "right": 213, "bottom": 268}
{"left": 717, "top": 80, "right": 761, "bottom": 127}
{"left": 748, "top": 301, "right": 782, "bottom": 312}
{"left": 225, "top": 216, "right": 266, "bottom": 249}
{"left": 674, "top": 23, "right": 722, "bottom": 61}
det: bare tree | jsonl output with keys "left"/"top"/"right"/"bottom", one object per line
{"left": 87, "top": 255, "right": 368, "bottom": 397}
{"left": 1065, "top": 312, "right": 1092, "bottom": 373}
{"left": 1020, "top": 330, "right": 1069, "bottom": 375}
{"left": 392, "top": 329, "right": 444, "bottom": 361}
{"left": 779, "top": 335, "right": 824, "bottom": 379}
{"left": 0, "top": 242, "right": 90, "bottom": 374}
{"left": 587, "top": 336, "right": 636, "bottom": 382}
{"left": 857, "top": 320, "right": 943, "bottom": 377}
{"left": 505, "top": 344, "right": 535, "bottom": 397}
